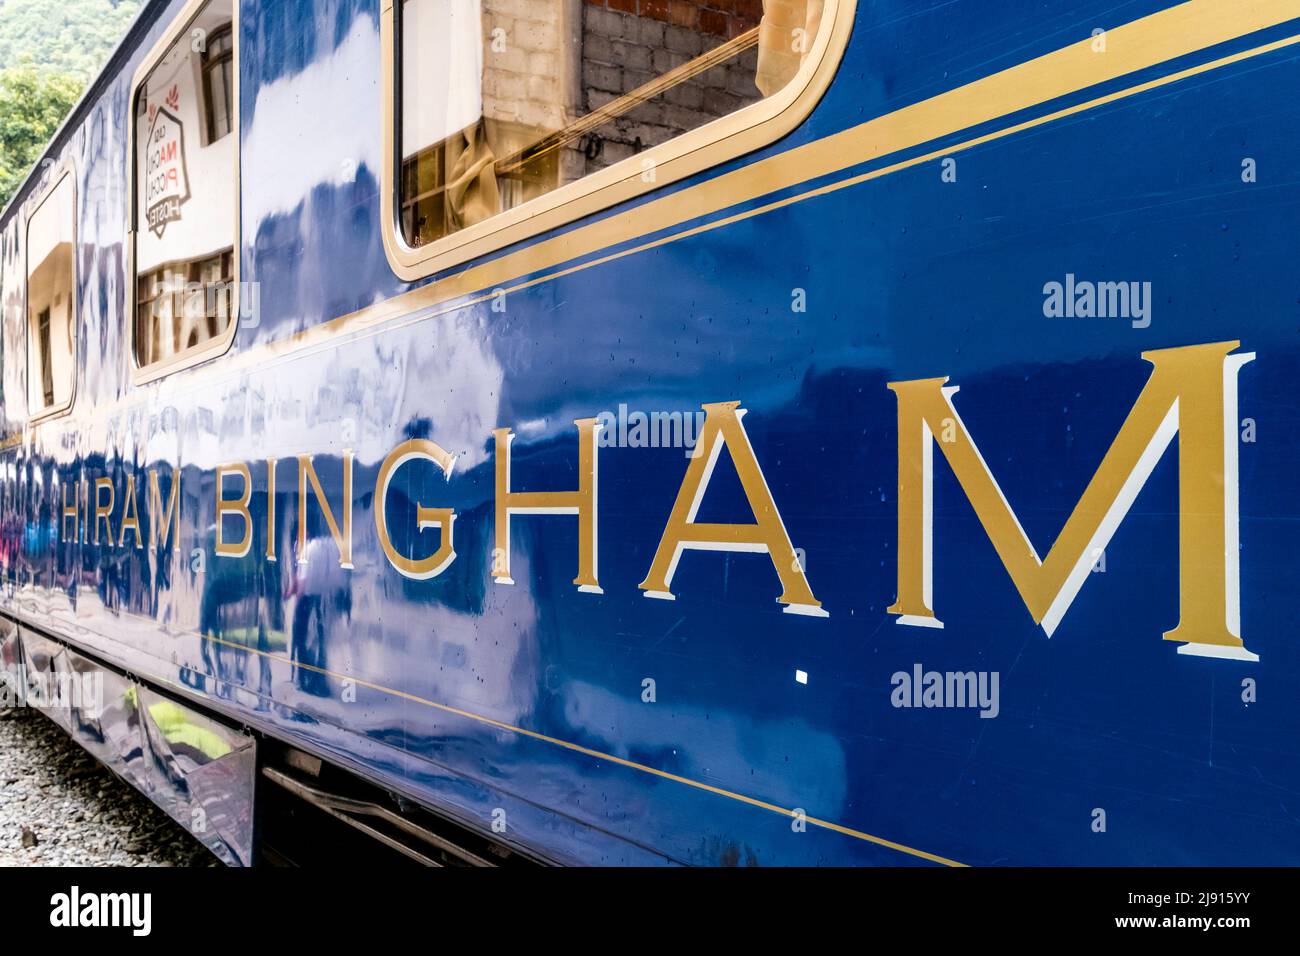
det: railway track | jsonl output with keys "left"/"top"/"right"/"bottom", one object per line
{"left": 0, "top": 701, "right": 540, "bottom": 867}
{"left": 0, "top": 707, "right": 216, "bottom": 867}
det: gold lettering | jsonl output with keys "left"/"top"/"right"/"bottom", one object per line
{"left": 215, "top": 463, "right": 253, "bottom": 557}
{"left": 297, "top": 453, "right": 353, "bottom": 569}
{"left": 93, "top": 478, "right": 114, "bottom": 545}
{"left": 639, "top": 402, "right": 824, "bottom": 616}
{"left": 375, "top": 439, "right": 457, "bottom": 579}
{"left": 888, "top": 341, "right": 1255, "bottom": 659}
{"left": 266, "top": 458, "right": 277, "bottom": 562}
{"left": 148, "top": 467, "right": 181, "bottom": 552}
{"left": 61, "top": 478, "right": 78, "bottom": 543}
{"left": 119, "top": 475, "right": 143, "bottom": 548}
{"left": 494, "top": 419, "right": 601, "bottom": 591}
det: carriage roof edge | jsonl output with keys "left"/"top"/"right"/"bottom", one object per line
{"left": 0, "top": 0, "right": 170, "bottom": 230}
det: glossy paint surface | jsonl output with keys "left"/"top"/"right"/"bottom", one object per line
{"left": 10, "top": 626, "right": 255, "bottom": 865}
{"left": 2, "top": 0, "right": 1300, "bottom": 865}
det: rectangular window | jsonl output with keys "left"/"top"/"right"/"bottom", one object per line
{"left": 37, "top": 308, "right": 54, "bottom": 406}
{"left": 131, "top": 0, "right": 238, "bottom": 378}
{"left": 202, "top": 24, "right": 234, "bottom": 143}
{"left": 135, "top": 249, "right": 235, "bottom": 363}
{"left": 385, "top": 0, "right": 846, "bottom": 278}
{"left": 26, "top": 171, "right": 76, "bottom": 418}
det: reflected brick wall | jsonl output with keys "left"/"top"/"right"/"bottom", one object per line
{"left": 581, "top": 0, "right": 764, "bottom": 174}
{"left": 587, "top": 0, "right": 765, "bottom": 37}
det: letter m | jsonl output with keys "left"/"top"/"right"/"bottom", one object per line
{"left": 887, "top": 341, "right": 1256, "bottom": 660}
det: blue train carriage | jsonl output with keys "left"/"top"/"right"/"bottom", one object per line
{"left": 0, "top": 0, "right": 1298, "bottom": 866}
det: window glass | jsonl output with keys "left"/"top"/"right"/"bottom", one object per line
{"left": 203, "top": 25, "right": 234, "bottom": 143}
{"left": 398, "top": 0, "right": 825, "bottom": 247}
{"left": 26, "top": 173, "right": 75, "bottom": 416}
{"left": 134, "top": 0, "right": 235, "bottom": 370}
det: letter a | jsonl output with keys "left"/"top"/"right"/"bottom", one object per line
{"left": 639, "top": 402, "right": 825, "bottom": 617}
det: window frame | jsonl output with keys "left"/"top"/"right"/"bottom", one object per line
{"left": 201, "top": 23, "right": 235, "bottom": 144}
{"left": 380, "top": 0, "right": 856, "bottom": 282}
{"left": 127, "top": 0, "right": 240, "bottom": 386}
{"left": 23, "top": 164, "right": 78, "bottom": 424}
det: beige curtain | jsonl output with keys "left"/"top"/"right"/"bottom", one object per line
{"left": 755, "top": 0, "right": 826, "bottom": 98}
{"left": 445, "top": 120, "right": 501, "bottom": 231}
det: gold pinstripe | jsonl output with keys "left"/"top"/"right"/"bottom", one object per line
{"left": 3, "top": 0, "right": 1299, "bottom": 865}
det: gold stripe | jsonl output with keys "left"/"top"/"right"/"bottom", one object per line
{"left": 11, "top": 2, "right": 1300, "bottom": 865}
{"left": 17, "top": 1, "right": 1299, "bottom": 418}
{"left": 371, "top": 0, "right": 1300, "bottom": 330}
{"left": 254, "top": 0, "right": 1300, "bottom": 376}
{"left": 270, "top": 29, "right": 1300, "bottom": 378}
{"left": 194, "top": 630, "right": 965, "bottom": 866}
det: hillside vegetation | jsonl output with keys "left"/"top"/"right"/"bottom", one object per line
{"left": 0, "top": 0, "right": 142, "bottom": 206}
{"left": 0, "top": 0, "right": 142, "bottom": 78}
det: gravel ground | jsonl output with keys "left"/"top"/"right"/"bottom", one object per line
{"left": 0, "top": 707, "right": 219, "bottom": 866}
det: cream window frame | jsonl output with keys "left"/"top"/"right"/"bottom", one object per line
{"left": 127, "top": 0, "right": 241, "bottom": 385}
{"left": 380, "top": 0, "right": 856, "bottom": 282}
{"left": 24, "top": 164, "right": 79, "bottom": 424}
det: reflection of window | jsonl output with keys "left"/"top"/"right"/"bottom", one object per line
{"left": 136, "top": 249, "right": 234, "bottom": 366}
{"left": 26, "top": 172, "right": 76, "bottom": 417}
{"left": 202, "top": 25, "right": 233, "bottom": 143}
{"left": 397, "top": 0, "right": 826, "bottom": 248}
{"left": 37, "top": 309, "right": 54, "bottom": 406}
{"left": 133, "top": 0, "right": 237, "bottom": 375}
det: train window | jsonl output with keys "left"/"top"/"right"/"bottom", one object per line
{"left": 130, "top": 0, "right": 238, "bottom": 381}
{"left": 25, "top": 171, "right": 76, "bottom": 419}
{"left": 382, "top": 0, "right": 852, "bottom": 280}
{"left": 202, "top": 25, "right": 234, "bottom": 143}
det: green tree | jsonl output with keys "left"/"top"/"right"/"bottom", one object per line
{"left": 0, "top": 0, "right": 142, "bottom": 79}
{"left": 0, "top": 64, "right": 83, "bottom": 208}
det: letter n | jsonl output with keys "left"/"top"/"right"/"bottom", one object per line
{"left": 297, "top": 453, "right": 354, "bottom": 569}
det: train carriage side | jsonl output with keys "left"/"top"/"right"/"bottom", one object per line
{"left": 2, "top": 0, "right": 1300, "bottom": 867}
